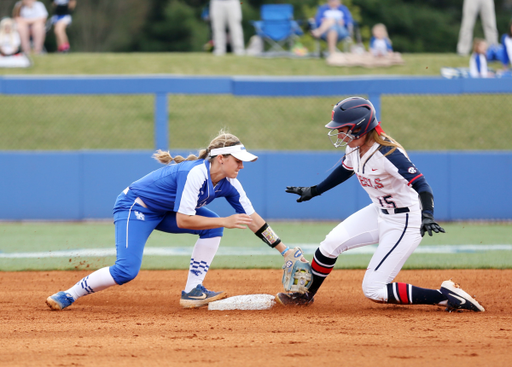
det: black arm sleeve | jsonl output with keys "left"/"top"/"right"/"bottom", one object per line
{"left": 316, "top": 164, "right": 354, "bottom": 195}
{"left": 411, "top": 176, "right": 434, "bottom": 215}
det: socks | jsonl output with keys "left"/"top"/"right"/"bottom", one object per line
{"left": 66, "top": 266, "right": 117, "bottom": 300}
{"left": 184, "top": 237, "right": 221, "bottom": 293}
{"left": 58, "top": 43, "right": 70, "bottom": 52}
{"left": 387, "top": 282, "right": 447, "bottom": 305}
{"left": 308, "top": 248, "right": 338, "bottom": 295}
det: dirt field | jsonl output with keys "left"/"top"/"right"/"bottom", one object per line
{"left": 2, "top": 269, "right": 511, "bottom": 367}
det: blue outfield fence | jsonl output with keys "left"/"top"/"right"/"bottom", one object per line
{"left": 1, "top": 75, "right": 511, "bottom": 221}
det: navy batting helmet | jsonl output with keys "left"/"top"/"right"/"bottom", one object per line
{"left": 326, "top": 97, "right": 379, "bottom": 148}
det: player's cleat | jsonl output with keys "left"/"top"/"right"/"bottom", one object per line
{"left": 180, "top": 284, "right": 227, "bottom": 308}
{"left": 440, "top": 280, "right": 485, "bottom": 312}
{"left": 46, "top": 291, "right": 75, "bottom": 311}
{"left": 275, "top": 292, "right": 314, "bottom": 306}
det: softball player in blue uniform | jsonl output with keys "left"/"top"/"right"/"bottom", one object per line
{"left": 277, "top": 97, "right": 485, "bottom": 312}
{"left": 47, "top": 131, "right": 293, "bottom": 310}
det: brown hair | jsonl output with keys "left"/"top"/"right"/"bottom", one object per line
{"left": 152, "top": 129, "right": 242, "bottom": 165}
{"left": 472, "top": 38, "right": 486, "bottom": 54}
{"left": 368, "top": 129, "right": 408, "bottom": 158}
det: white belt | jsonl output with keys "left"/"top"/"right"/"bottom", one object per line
{"left": 123, "top": 187, "right": 148, "bottom": 208}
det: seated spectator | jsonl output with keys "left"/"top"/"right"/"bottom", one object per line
{"left": 311, "top": 0, "right": 353, "bottom": 56}
{"left": 470, "top": 38, "right": 494, "bottom": 78}
{"left": 49, "top": 0, "right": 76, "bottom": 53}
{"left": 369, "top": 23, "right": 393, "bottom": 57}
{"left": 12, "top": 0, "right": 48, "bottom": 55}
{"left": 0, "top": 18, "right": 21, "bottom": 56}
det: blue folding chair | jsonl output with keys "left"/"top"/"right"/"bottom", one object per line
{"left": 250, "top": 4, "right": 303, "bottom": 57}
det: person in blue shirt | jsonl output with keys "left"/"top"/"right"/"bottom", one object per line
{"left": 311, "top": 0, "right": 353, "bottom": 56}
{"left": 499, "top": 19, "right": 512, "bottom": 70}
{"left": 46, "top": 130, "right": 299, "bottom": 310}
{"left": 369, "top": 23, "right": 393, "bottom": 57}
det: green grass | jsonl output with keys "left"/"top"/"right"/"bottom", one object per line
{"left": 0, "top": 53, "right": 489, "bottom": 76}
{"left": 1, "top": 221, "right": 511, "bottom": 271}
{"left": 1, "top": 93, "right": 510, "bottom": 151}
{"left": 1, "top": 53, "right": 510, "bottom": 151}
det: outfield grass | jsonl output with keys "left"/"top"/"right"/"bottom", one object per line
{"left": 1, "top": 53, "right": 510, "bottom": 151}
{"left": 1, "top": 93, "right": 510, "bottom": 151}
{"left": 1, "top": 221, "right": 511, "bottom": 271}
{"left": 0, "top": 53, "right": 490, "bottom": 76}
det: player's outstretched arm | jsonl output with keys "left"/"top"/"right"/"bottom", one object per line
{"left": 285, "top": 186, "right": 319, "bottom": 202}
{"left": 176, "top": 212, "right": 252, "bottom": 230}
{"left": 248, "top": 212, "right": 307, "bottom": 260}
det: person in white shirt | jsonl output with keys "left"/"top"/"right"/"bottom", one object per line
{"left": 470, "top": 38, "right": 494, "bottom": 77}
{"left": 0, "top": 18, "right": 21, "bottom": 56}
{"left": 12, "top": 0, "right": 48, "bottom": 54}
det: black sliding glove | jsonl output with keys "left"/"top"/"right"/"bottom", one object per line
{"left": 285, "top": 186, "right": 318, "bottom": 203}
{"left": 420, "top": 212, "right": 445, "bottom": 237}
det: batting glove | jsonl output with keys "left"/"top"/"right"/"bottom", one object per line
{"left": 420, "top": 212, "right": 445, "bottom": 237}
{"left": 285, "top": 186, "right": 318, "bottom": 202}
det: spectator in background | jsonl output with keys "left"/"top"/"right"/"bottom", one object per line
{"left": 369, "top": 23, "right": 392, "bottom": 57}
{"left": 470, "top": 38, "right": 494, "bottom": 77}
{"left": 0, "top": 17, "right": 21, "bottom": 56}
{"left": 12, "top": 0, "right": 48, "bottom": 54}
{"left": 457, "top": 0, "right": 498, "bottom": 56}
{"left": 210, "top": 0, "right": 244, "bottom": 56}
{"left": 311, "top": 0, "right": 353, "bottom": 56}
{"left": 50, "top": 0, "right": 76, "bottom": 53}
{"left": 499, "top": 19, "right": 512, "bottom": 69}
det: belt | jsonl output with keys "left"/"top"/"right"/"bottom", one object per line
{"left": 123, "top": 187, "right": 148, "bottom": 208}
{"left": 381, "top": 207, "right": 409, "bottom": 215}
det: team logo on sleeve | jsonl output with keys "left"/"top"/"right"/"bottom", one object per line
{"left": 408, "top": 167, "right": 417, "bottom": 174}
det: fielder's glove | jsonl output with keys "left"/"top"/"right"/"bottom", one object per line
{"left": 420, "top": 212, "right": 445, "bottom": 237}
{"left": 282, "top": 247, "right": 313, "bottom": 293}
{"left": 285, "top": 186, "right": 318, "bottom": 202}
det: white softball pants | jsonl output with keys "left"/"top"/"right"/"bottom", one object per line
{"left": 319, "top": 203, "right": 422, "bottom": 302}
{"left": 210, "top": 0, "right": 245, "bottom": 56}
{"left": 457, "top": 0, "right": 498, "bottom": 55}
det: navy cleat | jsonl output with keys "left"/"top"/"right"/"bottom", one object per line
{"left": 180, "top": 284, "right": 227, "bottom": 308}
{"left": 275, "top": 292, "right": 314, "bottom": 306}
{"left": 440, "top": 280, "right": 485, "bottom": 312}
{"left": 46, "top": 291, "right": 75, "bottom": 311}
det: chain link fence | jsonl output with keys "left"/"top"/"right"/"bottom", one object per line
{"left": 0, "top": 93, "right": 510, "bottom": 151}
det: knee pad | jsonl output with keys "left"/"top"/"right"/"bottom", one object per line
{"left": 109, "top": 263, "right": 140, "bottom": 285}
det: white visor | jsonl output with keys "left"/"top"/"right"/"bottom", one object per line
{"left": 209, "top": 144, "right": 258, "bottom": 162}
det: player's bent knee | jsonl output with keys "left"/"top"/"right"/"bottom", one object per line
{"left": 110, "top": 264, "right": 140, "bottom": 285}
{"left": 199, "top": 227, "right": 223, "bottom": 239}
{"left": 362, "top": 280, "right": 388, "bottom": 303}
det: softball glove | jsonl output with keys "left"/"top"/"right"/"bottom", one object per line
{"left": 282, "top": 247, "right": 312, "bottom": 293}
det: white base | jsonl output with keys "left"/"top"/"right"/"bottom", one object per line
{"left": 208, "top": 294, "right": 276, "bottom": 311}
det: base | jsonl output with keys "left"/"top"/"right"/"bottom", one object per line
{"left": 208, "top": 294, "right": 276, "bottom": 311}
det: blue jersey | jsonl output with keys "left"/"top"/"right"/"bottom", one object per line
{"left": 127, "top": 159, "right": 255, "bottom": 216}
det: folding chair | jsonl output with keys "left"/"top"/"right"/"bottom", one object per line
{"left": 250, "top": 4, "right": 303, "bottom": 57}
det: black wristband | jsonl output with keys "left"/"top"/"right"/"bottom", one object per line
{"left": 419, "top": 191, "right": 434, "bottom": 216}
{"left": 255, "top": 223, "right": 282, "bottom": 248}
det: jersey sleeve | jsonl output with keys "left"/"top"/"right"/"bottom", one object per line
{"left": 174, "top": 166, "right": 206, "bottom": 216}
{"left": 316, "top": 155, "right": 354, "bottom": 195}
{"left": 380, "top": 146, "right": 425, "bottom": 186}
{"left": 223, "top": 178, "right": 255, "bottom": 215}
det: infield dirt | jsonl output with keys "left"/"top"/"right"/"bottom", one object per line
{"left": 1, "top": 269, "right": 511, "bottom": 367}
